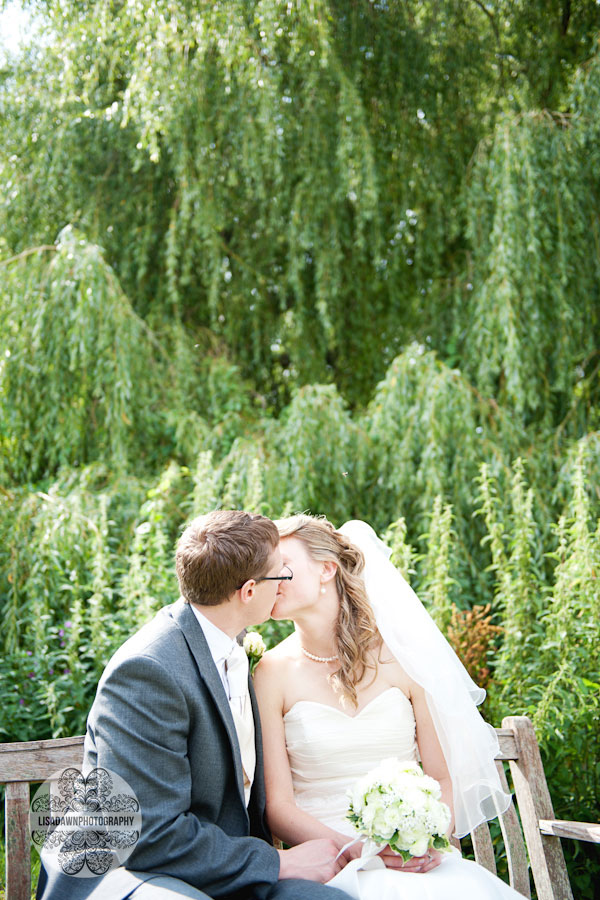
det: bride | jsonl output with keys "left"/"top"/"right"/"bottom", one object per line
{"left": 254, "top": 515, "right": 525, "bottom": 899}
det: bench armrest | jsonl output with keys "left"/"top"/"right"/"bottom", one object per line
{"left": 539, "top": 819, "right": 600, "bottom": 843}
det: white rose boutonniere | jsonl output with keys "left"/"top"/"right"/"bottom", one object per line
{"left": 243, "top": 631, "right": 266, "bottom": 675}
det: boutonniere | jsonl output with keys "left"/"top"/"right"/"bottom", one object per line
{"left": 243, "top": 631, "right": 266, "bottom": 675}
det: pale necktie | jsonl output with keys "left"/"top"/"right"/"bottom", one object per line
{"left": 225, "top": 641, "right": 256, "bottom": 805}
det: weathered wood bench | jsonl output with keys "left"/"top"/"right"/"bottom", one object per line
{"left": 1, "top": 716, "right": 598, "bottom": 900}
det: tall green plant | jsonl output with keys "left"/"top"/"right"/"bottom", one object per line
{"left": 119, "top": 461, "right": 188, "bottom": 631}
{"left": 418, "top": 496, "right": 455, "bottom": 631}
{"left": 382, "top": 516, "right": 417, "bottom": 584}
{"left": 533, "top": 449, "right": 600, "bottom": 737}
{"left": 0, "top": 466, "right": 140, "bottom": 738}
{"left": 476, "top": 459, "right": 546, "bottom": 694}
{"left": 484, "top": 448, "right": 600, "bottom": 897}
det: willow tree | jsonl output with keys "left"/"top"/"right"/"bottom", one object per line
{"left": 2, "top": 0, "right": 599, "bottom": 413}
{"left": 460, "top": 110, "right": 600, "bottom": 426}
{"left": 0, "top": 228, "right": 164, "bottom": 481}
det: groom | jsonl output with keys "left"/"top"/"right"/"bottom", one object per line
{"left": 38, "top": 509, "right": 351, "bottom": 900}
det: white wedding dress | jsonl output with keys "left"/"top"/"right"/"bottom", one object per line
{"left": 284, "top": 687, "right": 524, "bottom": 899}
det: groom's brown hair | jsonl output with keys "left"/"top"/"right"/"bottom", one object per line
{"left": 176, "top": 509, "right": 279, "bottom": 606}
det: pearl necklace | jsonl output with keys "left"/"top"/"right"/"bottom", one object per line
{"left": 301, "top": 646, "right": 339, "bottom": 663}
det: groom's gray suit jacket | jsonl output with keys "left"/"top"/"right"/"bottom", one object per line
{"left": 37, "top": 599, "right": 280, "bottom": 900}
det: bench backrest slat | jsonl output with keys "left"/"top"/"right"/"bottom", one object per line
{"left": 503, "top": 716, "right": 574, "bottom": 900}
{"left": 495, "top": 730, "right": 519, "bottom": 761}
{"left": 495, "top": 758, "right": 531, "bottom": 897}
{"left": 5, "top": 782, "right": 31, "bottom": 900}
{"left": 0, "top": 736, "right": 85, "bottom": 783}
{"left": 471, "top": 821, "right": 497, "bottom": 873}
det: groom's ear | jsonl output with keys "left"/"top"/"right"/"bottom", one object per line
{"left": 238, "top": 579, "right": 256, "bottom": 607}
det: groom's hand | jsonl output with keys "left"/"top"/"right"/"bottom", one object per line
{"left": 277, "top": 839, "right": 346, "bottom": 882}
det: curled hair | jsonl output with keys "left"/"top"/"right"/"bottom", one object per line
{"left": 276, "top": 514, "right": 380, "bottom": 707}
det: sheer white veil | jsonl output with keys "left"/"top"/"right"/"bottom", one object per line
{"left": 338, "top": 519, "right": 511, "bottom": 838}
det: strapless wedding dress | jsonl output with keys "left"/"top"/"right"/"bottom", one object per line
{"left": 284, "top": 687, "right": 524, "bottom": 899}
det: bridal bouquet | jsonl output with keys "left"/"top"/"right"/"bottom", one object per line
{"left": 346, "top": 758, "right": 451, "bottom": 861}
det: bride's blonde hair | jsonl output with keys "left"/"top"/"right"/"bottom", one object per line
{"left": 275, "top": 514, "right": 381, "bottom": 707}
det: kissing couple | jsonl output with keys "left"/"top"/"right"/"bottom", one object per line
{"left": 38, "top": 509, "right": 524, "bottom": 900}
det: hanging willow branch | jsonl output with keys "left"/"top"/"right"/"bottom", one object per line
{"left": 463, "top": 110, "right": 600, "bottom": 420}
{"left": 0, "top": 226, "right": 162, "bottom": 481}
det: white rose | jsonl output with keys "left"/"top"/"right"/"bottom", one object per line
{"left": 396, "top": 822, "right": 420, "bottom": 846}
{"left": 243, "top": 632, "right": 266, "bottom": 657}
{"left": 361, "top": 805, "right": 378, "bottom": 830}
{"left": 420, "top": 774, "right": 442, "bottom": 797}
{"left": 435, "top": 802, "right": 451, "bottom": 834}
{"left": 372, "top": 809, "right": 396, "bottom": 841}
{"left": 409, "top": 835, "right": 430, "bottom": 858}
{"left": 366, "top": 788, "right": 386, "bottom": 810}
{"left": 402, "top": 787, "right": 426, "bottom": 815}
{"left": 382, "top": 805, "right": 403, "bottom": 833}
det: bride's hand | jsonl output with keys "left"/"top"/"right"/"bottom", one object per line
{"left": 378, "top": 846, "right": 443, "bottom": 873}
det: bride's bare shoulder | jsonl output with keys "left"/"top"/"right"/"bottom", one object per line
{"left": 253, "top": 633, "right": 300, "bottom": 686}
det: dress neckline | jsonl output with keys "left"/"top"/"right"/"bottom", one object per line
{"left": 283, "top": 686, "right": 411, "bottom": 721}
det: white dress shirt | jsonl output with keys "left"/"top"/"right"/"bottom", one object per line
{"left": 190, "top": 604, "right": 255, "bottom": 804}
{"left": 190, "top": 604, "right": 238, "bottom": 698}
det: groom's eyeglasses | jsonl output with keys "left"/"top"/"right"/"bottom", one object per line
{"left": 237, "top": 565, "right": 293, "bottom": 590}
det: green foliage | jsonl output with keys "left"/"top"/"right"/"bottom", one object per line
{"left": 479, "top": 451, "right": 600, "bottom": 896}
{"left": 266, "top": 384, "right": 362, "bottom": 522}
{"left": 0, "top": 465, "right": 144, "bottom": 738}
{"left": 476, "top": 458, "right": 546, "bottom": 691}
{"left": 364, "top": 346, "right": 515, "bottom": 526}
{"left": 3, "top": 2, "right": 597, "bottom": 406}
{"left": 119, "top": 461, "right": 189, "bottom": 631}
{"left": 418, "top": 496, "right": 455, "bottom": 631}
{"left": 463, "top": 112, "right": 600, "bottom": 422}
{"left": 382, "top": 516, "right": 417, "bottom": 584}
{"left": 532, "top": 449, "right": 600, "bottom": 742}
{"left": 0, "top": 228, "right": 159, "bottom": 481}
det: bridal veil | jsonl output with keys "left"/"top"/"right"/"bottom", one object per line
{"left": 338, "top": 519, "right": 511, "bottom": 838}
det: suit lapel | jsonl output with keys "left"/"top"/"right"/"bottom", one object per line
{"left": 249, "top": 677, "right": 261, "bottom": 761}
{"left": 167, "top": 600, "right": 248, "bottom": 811}
{"left": 248, "top": 675, "right": 266, "bottom": 810}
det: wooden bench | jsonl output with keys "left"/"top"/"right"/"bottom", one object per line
{"left": 1, "top": 716, "right": 598, "bottom": 900}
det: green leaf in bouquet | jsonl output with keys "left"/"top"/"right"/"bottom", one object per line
{"left": 433, "top": 834, "right": 451, "bottom": 852}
